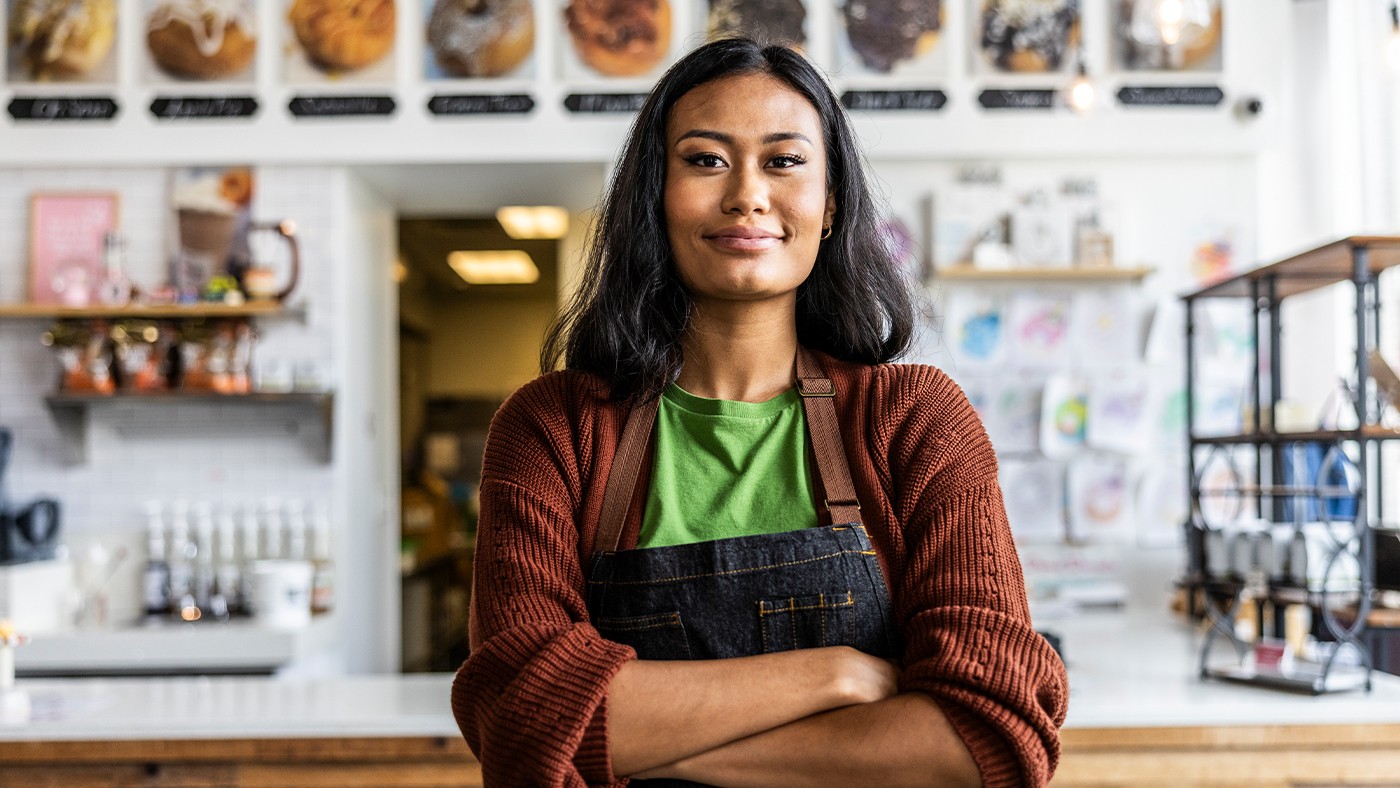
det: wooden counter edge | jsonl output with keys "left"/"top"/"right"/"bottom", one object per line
{"left": 2, "top": 734, "right": 475, "bottom": 764}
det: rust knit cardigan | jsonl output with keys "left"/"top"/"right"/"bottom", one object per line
{"left": 452, "top": 351, "right": 1069, "bottom": 787}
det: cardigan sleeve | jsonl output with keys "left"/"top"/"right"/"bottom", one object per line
{"left": 885, "top": 372, "right": 1069, "bottom": 788}
{"left": 451, "top": 382, "right": 636, "bottom": 787}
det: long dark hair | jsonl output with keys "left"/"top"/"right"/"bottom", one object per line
{"left": 541, "top": 36, "right": 915, "bottom": 403}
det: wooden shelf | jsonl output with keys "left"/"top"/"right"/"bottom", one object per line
{"left": 1183, "top": 236, "right": 1400, "bottom": 301}
{"left": 934, "top": 265, "right": 1154, "bottom": 283}
{"left": 43, "top": 391, "right": 334, "bottom": 463}
{"left": 45, "top": 391, "right": 330, "bottom": 406}
{"left": 1190, "top": 426, "right": 1400, "bottom": 445}
{"left": 0, "top": 302, "right": 305, "bottom": 320}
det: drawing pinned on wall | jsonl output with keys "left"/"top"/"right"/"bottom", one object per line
{"left": 944, "top": 290, "right": 1007, "bottom": 368}
{"left": 1071, "top": 288, "right": 1137, "bottom": 368}
{"left": 1154, "top": 386, "right": 1188, "bottom": 451}
{"left": 1144, "top": 295, "right": 1185, "bottom": 367}
{"left": 1188, "top": 224, "right": 1238, "bottom": 284}
{"left": 1193, "top": 446, "right": 1252, "bottom": 528}
{"left": 1085, "top": 375, "right": 1151, "bottom": 454}
{"left": 930, "top": 169, "right": 1010, "bottom": 269}
{"left": 1009, "top": 291, "right": 1073, "bottom": 369}
{"left": 1041, "top": 374, "right": 1088, "bottom": 459}
{"left": 1194, "top": 384, "right": 1244, "bottom": 436}
{"left": 988, "top": 381, "right": 1041, "bottom": 455}
{"left": 878, "top": 213, "right": 922, "bottom": 282}
{"left": 959, "top": 377, "right": 992, "bottom": 424}
{"left": 999, "top": 460, "right": 1066, "bottom": 543}
{"left": 1196, "top": 300, "right": 1254, "bottom": 383}
{"left": 1135, "top": 457, "right": 1189, "bottom": 547}
{"left": 1067, "top": 456, "right": 1132, "bottom": 542}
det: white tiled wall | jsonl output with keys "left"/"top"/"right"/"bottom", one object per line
{"left": 0, "top": 166, "right": 342, "bottom": 621}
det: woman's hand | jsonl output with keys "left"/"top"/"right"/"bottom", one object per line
{"left": 829, "top": 646, "right": 901, "bottom": 705}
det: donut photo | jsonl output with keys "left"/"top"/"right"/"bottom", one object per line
{"left": 145, "top": 0, "right": 256, "bottom": 83}
{"left": 283, "top": 0, "right": 396, "bottom": 83}
{"left": 835, "top": 0, "right": 945, "bottom": 76}
{"left": 6, "top": 0, "right": 118, "bottom": 83}
{"left": 561, "top": 0, "right": 673, "bottom": 80}
{"left": 705, "top": 0, "right": 805, "bottom": 51}
{"left": 425, "top": 0, "right": 535, "bottom": 80}
{"left": 1113, "top": 0, "right": 1222, "bottom": 72}
{"left": 975, "top": 0, "right": 1079, "bottom": 74}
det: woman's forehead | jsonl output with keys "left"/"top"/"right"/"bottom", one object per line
{"left": 667, "top": 73, "right": 822, "bottom": 140}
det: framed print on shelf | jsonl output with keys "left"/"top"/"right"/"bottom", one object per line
{"left": 27, "top": 192, "right": 120, "bottom": 306}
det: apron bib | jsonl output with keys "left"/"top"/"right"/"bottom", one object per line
{"left": 585, "top": 349, "right": 898, "bottom": 786}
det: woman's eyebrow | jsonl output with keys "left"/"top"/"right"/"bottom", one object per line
{"left": 675, "top": 129, "right": 813, "bottom": 145}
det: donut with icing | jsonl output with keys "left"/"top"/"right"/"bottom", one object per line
{"left": 288, "top": 0, "right": 396, "bottom": 72}
{"left": 8, "top": 0, "right": 116, "bottom": 79}
{"left": 979, "top": 0, "right": 1078, "bottom": 73}
{"left": 147, "top": 0, "right": 257, "bottom": 79}
{"left": 708, "top": 0, "right": 805, "bottom": 49}
{"left": 564, "top": 0, "right": 670, "bottom": 78}
{"left": 843, "top": 0, "right": 941, "bottom": 73}
{"left": 428, "top": 0, "right": 533, "bottom": 78}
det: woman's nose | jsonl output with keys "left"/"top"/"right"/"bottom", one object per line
{"left": 721, "top": 163, "right": 770, "bottom": 215}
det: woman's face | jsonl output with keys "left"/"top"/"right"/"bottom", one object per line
{"left": 663, "top": 72, "right": 835, "bottom": 309}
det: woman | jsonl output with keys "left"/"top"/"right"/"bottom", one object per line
{"left": 452, "top": 37, "right": 1068, "bottom": 787}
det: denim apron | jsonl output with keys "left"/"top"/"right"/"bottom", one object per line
{"left": 586, "top": 349, "right": 898, "bottom": 786}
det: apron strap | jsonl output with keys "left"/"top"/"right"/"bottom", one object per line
{"left": 595, "top": 394, "right": 659, "bottom": 555}
{"left": 795, "top": 347, "right": 863, "bottom": 528}
{"left": 593, "top": 348, "right": 864, "bottom": 555}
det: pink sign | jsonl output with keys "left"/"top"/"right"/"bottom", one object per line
{"left": 28, "top": 192, "right": 120, "bottom": 306}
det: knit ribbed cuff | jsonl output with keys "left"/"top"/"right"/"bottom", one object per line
{"left": 562, "top": 636, "right": 635, "bottom": 786}
{"left": 939, "top": 701, "right": 1023, "bottom": 788}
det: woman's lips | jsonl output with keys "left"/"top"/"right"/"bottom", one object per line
{"left": 705, "top": 227, "right": 783, "bottom": 252}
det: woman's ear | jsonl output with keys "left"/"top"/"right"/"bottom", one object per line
{"left": 824, "top": 195, "right": 837, "bottom": 230}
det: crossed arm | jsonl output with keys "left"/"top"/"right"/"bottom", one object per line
{"left": 606, "top": 648, "right": 982, "bottom": 787}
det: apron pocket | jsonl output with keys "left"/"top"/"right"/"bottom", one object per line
{"left": 757, "top": 591, "right": 856, "bottom": 653}
{"left": 596, "top": 611, "right": 693, "bottom": 661}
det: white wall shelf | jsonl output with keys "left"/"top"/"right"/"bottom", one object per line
{"left": 934, "top": 265, "right": 1155, "bottom": 283}
{"left": 43, "top": 392, "right": 335, "bottom": 464}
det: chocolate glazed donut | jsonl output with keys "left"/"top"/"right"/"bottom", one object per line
{"left": 843, "top": 0, "right": 941, "bottom": 73}
{"left": 564, "top": 0, "right": 671, "bottom": 77}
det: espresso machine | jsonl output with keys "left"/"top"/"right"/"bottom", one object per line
{"left": 0, "top": 429, "right": 61, "bottom": 564}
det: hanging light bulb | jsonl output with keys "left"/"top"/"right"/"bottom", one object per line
{"left": 1067, "top": 57, "right": 1095, "bottom": 114}
{"left": 1387, "top": 2, "right": 1400, "bottom": 74}
{"left": 1130, "top": 0, "right": 1211, "bottom": 49}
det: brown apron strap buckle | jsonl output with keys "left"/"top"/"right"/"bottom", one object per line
{"left": 796, "top": 377, "right": 835, "bottom": 397}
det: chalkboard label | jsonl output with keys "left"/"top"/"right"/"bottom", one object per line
{"left": 428, "top": 94, "right": 534, "bottom": 115}
{"left": 289, "top": 95, "right": 396, "bottom": 117}
{"left": 977, "top": 89, "right": 1056, "bottom": 110}
{"left": 1117, "top": 86, "right": 1224, "bottom": 107}
{"left": 7, "top": 96, "right": 119, "bottom": 121}
{"left": 564, "top": 93, "right": 648, "bottom": 114}
{"left": 841, "top": 90, "right": 947, "bottom": 112}
{"left": 151, "top": 96, "right": 258, "bottom": 119}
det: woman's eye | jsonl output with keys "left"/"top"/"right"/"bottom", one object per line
{"left": 684, "top": 153, "right": 726, "bottom": 168}
{"left": 769, "top": 154, "right": 807, "bottom": 169}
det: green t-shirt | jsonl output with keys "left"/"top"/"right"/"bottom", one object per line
{"left": 638, "top": 383, "right": 819, "bottom": 548}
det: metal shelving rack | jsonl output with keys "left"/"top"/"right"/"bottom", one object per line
{"left": 1182, "top": 236, "right": 1400, "bottom": 694}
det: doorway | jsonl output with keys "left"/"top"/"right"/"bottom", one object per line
{"left": 354, "top": 162, "right": 607, "bottom": 672}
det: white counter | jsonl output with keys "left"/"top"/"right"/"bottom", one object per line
{"left": 4, "top": 613, "right": 1400, "bottom": 743}
{"left": 1052, "top": 609, "right": 1400, "bottom": 729}
{"left": 0, "top": 673, "right": 459, "bottom": 741}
